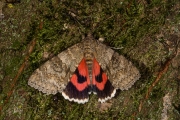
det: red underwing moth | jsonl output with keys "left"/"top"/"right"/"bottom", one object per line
{"left": 28, "top": 34, "right": 140, "bottom": 104}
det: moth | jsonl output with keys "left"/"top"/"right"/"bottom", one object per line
{"left": 28, "top": 34, "right": 140, "bottom": 104}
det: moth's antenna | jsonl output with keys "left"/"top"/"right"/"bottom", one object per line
{"left": 68, "top": 10, "right": 85, "bottom": 35}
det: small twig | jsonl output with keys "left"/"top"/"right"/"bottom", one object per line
{"left": 138, "top": 39, "right": 180, "bottom": 112}
{"left": 0, "top": 20, "right": 44, "bottom": 113}
{"left": 138, "top": 57, "right": 173, "bottom": 112}
{"left": 145, "top": 39, "right": 180, "bottom": 99}
{"left": 0, "top": 39, "right": 36, "bottom": 113}
{"left": 145, "top": 58, "right": 172, "bottom": 99}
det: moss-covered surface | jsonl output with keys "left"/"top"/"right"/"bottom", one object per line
{"left": 0, "top": 0, "right": 180, "bottom": 119}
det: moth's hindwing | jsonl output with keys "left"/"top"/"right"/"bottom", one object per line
{"left": 92, "top": 58, "right": 116, "bottom": 103}
{"left": 62, "top": 58, "right": 90, "bottom": 104}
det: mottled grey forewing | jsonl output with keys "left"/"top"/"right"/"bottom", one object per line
{"left": 28, "top": 43, "right": 84, "bottom": 94}
{"left": 108, "top": 52, "right": 140, "bottom": 90}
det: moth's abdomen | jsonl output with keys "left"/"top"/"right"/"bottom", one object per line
{"left": 83, "top": 40, "right": 94, "bottom": 83}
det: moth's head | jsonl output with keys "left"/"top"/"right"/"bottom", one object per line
{"left": 83, "top": 33, "right": 95, "bottom": 41}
